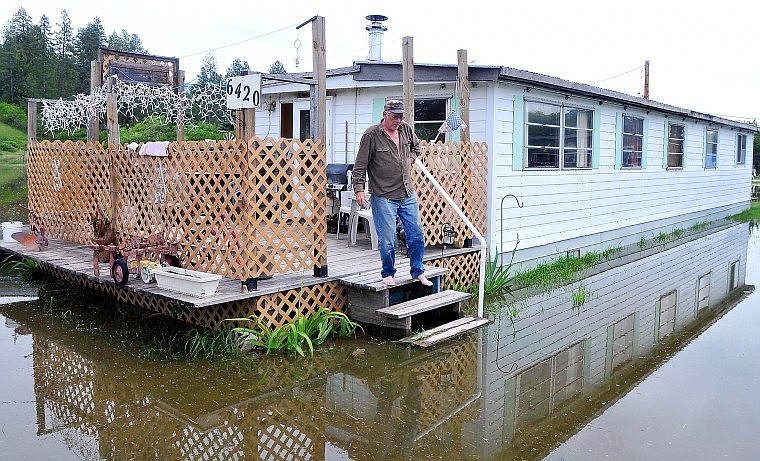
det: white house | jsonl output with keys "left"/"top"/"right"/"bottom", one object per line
{"left": 255, "top": 60, "right": 757, "bottom": 268}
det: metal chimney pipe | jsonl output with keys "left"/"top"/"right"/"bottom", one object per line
{"left": 366, "top": 15, "right": 388, "bottom": 62}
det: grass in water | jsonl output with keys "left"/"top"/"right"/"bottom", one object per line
{"left": 514, "top": 251, "right": 601, "bottom": 290}
{"left": 572, "top": 284, "right": 591, "bottom": 308}
{"left": 728, "top": 201, "right": 760, "bottom": 223}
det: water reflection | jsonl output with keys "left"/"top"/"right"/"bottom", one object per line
{"left": 0, "top": 223, "right": 754, "bottom": 460}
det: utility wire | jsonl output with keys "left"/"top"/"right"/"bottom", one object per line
{"left": 591, "top": 66, "right": 642, "bottom": 85}
{"left": 179, "top": 21, "right": 302, "bottom": 59}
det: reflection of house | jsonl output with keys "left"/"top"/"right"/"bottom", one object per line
{"left": 474, "top": 223, "right": 750, "bottom": 457}
{"left": 7, "top": 224, "right": 750, "bottom": 460}
{"left": 258, "top": 19, "right": 757, "bottom": 267}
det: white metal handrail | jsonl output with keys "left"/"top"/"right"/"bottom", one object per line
{"left": 414, "top": 158, "right": 486, "bottom": 318}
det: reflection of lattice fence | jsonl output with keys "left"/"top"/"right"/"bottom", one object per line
{"left": 413, "top": 338, "right": 479, "bottom": 431}
{"left": 415, "top": 142, "right": 488, "bottom": 245}
{"left": 27, "top": 138, "right": 327, "bottom": 280}
{"left": 42, "top": 263, "right": 347, "bottom": 330}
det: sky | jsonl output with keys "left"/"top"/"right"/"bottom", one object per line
{"left": 5, "top": 0, "right": 760, "bottom": 122}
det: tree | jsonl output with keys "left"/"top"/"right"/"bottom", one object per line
{"left": 269, "top": 60, "right": 286, "bottom": 74}
{"left": 193, "top": 54, "right": 222, "bottom": 90}
{"left": 74, "top": 18, "right": 105, "bottom": 93}
{"left": 225, "top": 58, "right": 250, "bottom": 78}
{"left": 0, "top": 8, "right": 51, "bottom": 103}
{"left": 106, "top": 29, "right": 147, "bottom": 53}
{"left": 52, "top": 10, "right": 77, "bottom": 97}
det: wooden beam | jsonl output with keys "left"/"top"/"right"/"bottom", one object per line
{"left": 457, "top": 49, "right": 470, "bottom": 143}
{"left": 644, "top": 60, "right": 650, "bottom": 99}
{"left": 27, "top": 100, "right": 37, "bottom": 143}
{"left": 402, "top": 36, "right": 415, "bottom": 124}
{"left": 262, "top": 73, "right": 315, "bottom": 86}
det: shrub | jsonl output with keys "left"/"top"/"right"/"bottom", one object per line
{"left": 0, "top": 103, "right": 27, "bottom": 131}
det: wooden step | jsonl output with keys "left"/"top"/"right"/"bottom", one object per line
{"left": 376, "top": 289, "right": 471, "bottom": 319}
{"left": 340, "top": 265, "right": 448, "bottom": 291}
{"left": 401, "top": 316, "right": 492, "bottom": 347}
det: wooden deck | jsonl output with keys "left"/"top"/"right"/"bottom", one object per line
{"left": 0, "top": 228, "right": 479, "bottom": 309}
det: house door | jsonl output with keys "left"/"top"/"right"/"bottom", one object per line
{"left": 292, "top": 98, "right": 333, "bottom": 158}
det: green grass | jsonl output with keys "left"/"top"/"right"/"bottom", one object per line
{"left": 0, "top": 121, "right": 26, "bottom": 157}
{"left": 728, "top": 201, "right": 760, "bottom": 223}
{"left": 514, "top": 251, "right": 602, "bottom": 289}
{"left": 571, "top": 284, "right": 591, "bottom": 308}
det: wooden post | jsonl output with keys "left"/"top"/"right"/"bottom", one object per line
{"left": 105, "top": 76, "right": 120, "bottom": 239}
{"left": 311, "top": 15, "right": 328, "bottom": 276}
{"left": 457, "top": 49, "right": 470, "bottom": 143}
{"left": 311, "top": 15, "right": 326, "bottom": 143}
{"left": 402, "top": 36, "right": 415, "bottom": 124}
{"left": 643, "top": 60, "right": 650, "bottom": 99}
{"left": 88, "top": 60, "right": 101, "bottom": 143}
{"left": 27, "top": 100, "right": 37, "bottom": 143}
{"left": 105, "top": 76, "right": 120, "bottom": 147}
{"left": 177, "top": 70, "right": 185, "bottom": 142}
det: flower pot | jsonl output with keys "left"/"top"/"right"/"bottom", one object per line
{"left": 2, "top": 222, "right": 24, "bottom": 243}
{"left": 151, "top": 266, "right": 222, "bottom": 297}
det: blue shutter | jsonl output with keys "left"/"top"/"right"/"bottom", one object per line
{"left": 372, "top": 98, "right": 385, "bottom": 124}
{"left": 512, "top": 96, "right": 524, "bottom": 171}
{"left": 615, "top": 112, "right": 622, "bottom": 169}
{"left": 592, "top": 108, "right": 600, "bottom": 169}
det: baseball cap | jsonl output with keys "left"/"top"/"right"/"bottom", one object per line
{"left": 384, "top": 100, "right": 404, "bottom": 114}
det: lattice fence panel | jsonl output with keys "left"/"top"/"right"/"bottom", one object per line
{"left": 415, "top": 141, "right": 488, "bottom": 246}
{"left": 29, "top": 138, "right": 326, "bottom": 281}
{"left": 240, "top": 138, "right": 328, "bottom": 278}
{"left": 26, "top": 141, "right": 107, "bottom": 244}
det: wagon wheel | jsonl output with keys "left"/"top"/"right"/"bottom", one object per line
{"left": 111, "top": 258, "right": 129, "bottom": 286}
{"left": 162, "top": 254, "right": 180, "bottom": 268}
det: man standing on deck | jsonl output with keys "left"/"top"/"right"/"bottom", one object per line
{"left": 352, "top": 100, "right": 432, "bottom": 287}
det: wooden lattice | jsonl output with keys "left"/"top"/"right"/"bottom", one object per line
{"left": 415, "top": 141, "right": 488, "bottom": 245}
{"left": 413, "top": 339, "right": 479, "bottom": 430}
{"left": 27, "top": 138, "right": 327, "bottom": 281}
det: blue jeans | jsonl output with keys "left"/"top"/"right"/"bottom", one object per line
{"left": 370, "top": 195, "right": 426, "bottom": 279}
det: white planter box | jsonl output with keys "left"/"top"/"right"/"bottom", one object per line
{"left": 152, "top": 266, "right": 222, "bottom": 298}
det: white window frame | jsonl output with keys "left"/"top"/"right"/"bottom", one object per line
{"left": 667, "top": 123, "right": 685, "bottom": 169}
{"left": 705, "top": 127, "right": 718, "bottom": 169}
{"left": 525, "top": 99, "right": 594, "bottom": 170}
{"left": 737, "top": 134, "right": 747, "bottom": 165}
{"left": 622, "top": 115, "right": 644, "bottom": 169}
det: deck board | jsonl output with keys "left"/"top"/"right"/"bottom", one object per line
{"left": 0, "top": 230, "right": 479, "bottom": 309}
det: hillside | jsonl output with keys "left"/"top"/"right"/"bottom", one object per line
{"left": 0, "top": 121, "right": 28, "bottom": 220}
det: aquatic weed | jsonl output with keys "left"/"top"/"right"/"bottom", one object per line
{"left": 227, "top": 307, "right": 363, "bottom": 357}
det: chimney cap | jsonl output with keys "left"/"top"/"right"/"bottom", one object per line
{"left": 366, "top": 14, "right": 388, "bottom": 22}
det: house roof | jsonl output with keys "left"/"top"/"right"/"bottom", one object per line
{"left": 264, "top": 61, "right": 759, "bottom": 132}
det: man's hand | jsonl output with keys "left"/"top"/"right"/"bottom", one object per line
{"left": 355, "top": 191, "right": 369, "bottom": 209}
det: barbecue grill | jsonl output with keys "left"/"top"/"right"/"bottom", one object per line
{"left": 326, "top": 163, "right": 353, "bottom": 197}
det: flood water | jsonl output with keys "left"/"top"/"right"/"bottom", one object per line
{"left": 1, "top": 222, "right": 759, "bottom": 460}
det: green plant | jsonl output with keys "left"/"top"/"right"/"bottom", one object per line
{"left": 638, "top": 235, "right": 647, "bottom": 249}
{"left": 670, "top": 228, "right": 684, "bottom": 239}
{"left": 227, "top": 307, "right": 363, "bottom": 357}
{"left": 656, "top": 232, "right": 670, "bottom": 242}
{"left": 0, "top": 256, "right": 40, "bottom": 279}
{"left": 572, "top": 284, "right": 591, "bottom": 308}
{"left": 689, "top": 220, "right": 712, "bottom": 232}
{"left": 484, "top": 245, "right": 515, "bottom": 296}
{"left": 515, "top": 251, "right": 602, "bottom": 290}
{"left": 184, "top": 327, "right": 239, "bottom": 359}
{"left": 601, "top": 246, "right": 622, "bottom": 260}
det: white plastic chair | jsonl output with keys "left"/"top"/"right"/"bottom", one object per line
{"left": 348, "top": 194, "right": 378, "bottom": 250}
{"left": 336, "top": 189, "right": 354, "bottom": 240}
